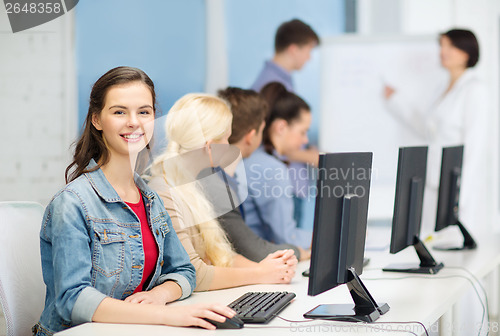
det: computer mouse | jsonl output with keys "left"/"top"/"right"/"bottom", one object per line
{"left": 203, "top": 315, "right": 244, "bottom": 329}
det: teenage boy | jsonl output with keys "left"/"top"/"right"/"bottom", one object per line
{"left": 217, "top": 87, "right": 310, "bottom": 261}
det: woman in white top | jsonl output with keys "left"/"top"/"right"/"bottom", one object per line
{"left": 384, "top": 29, "right": 489, "bottom": 237}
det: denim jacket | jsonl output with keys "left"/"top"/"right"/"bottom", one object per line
{"left": 33, "top": 160, "right": 196, "bottom": 335}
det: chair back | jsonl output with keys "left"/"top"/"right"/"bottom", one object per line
{"left": 0, "top": 202, "right": 45, "bottom": 336}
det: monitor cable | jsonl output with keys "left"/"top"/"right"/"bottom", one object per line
{"left": 362, "top": 269, "right": 488, "bottom": 336}
{"left": 244, "top": 314, "right": 426, "bottom": 335}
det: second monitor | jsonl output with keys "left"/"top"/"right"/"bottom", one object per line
{"left": 383, "top": 146, "right": 444, "bottom": 274}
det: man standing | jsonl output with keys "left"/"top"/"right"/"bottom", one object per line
{"left": 252, "top": 19, "right": 320, "bottom": 92}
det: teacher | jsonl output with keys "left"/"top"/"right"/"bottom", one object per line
{"left": 384, "top": 28, "right": 489, "bottom": 237}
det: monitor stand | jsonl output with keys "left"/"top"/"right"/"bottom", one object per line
{"left": 434, "top": 167, "right": 477, "bottom": 251}
{"left": 303, "top": 268, "right": 390, "bottom": 322}
{"left": 433, "top": 220, "right": 477, "bottom": 251}
{"left": 383, "top": 236, "right": 444, "bottom": 274}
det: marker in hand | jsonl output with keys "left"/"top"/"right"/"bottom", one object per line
{"left": 379, "top": 75, "right": 395, "bottom": 99}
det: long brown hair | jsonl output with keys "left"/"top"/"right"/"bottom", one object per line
{"left": 259, "top": 82, "right": 310, "bottom": 156}
{"left": 65, "top": 66, "right": 157, "bottom": 183}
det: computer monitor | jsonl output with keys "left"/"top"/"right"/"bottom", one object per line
{"left": 304, "top": 152, "right": 389, "bottom": 323}
{"left": 434, "top": 145, "right": 477, "bottom": 250}
{"left": 383, "top": 146, "right": 444, "bottom": 274}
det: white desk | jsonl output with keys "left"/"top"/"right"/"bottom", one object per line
{"left": 56, "top": 229, "right": 500, "bottom": 336}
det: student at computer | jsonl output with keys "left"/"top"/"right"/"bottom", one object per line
{"left": 217, "top": 87, "right": 311, "bottom": 261}
{"left": 147, "top": 93, "right": 297, "bottom": 292}
{"left": 33, "top": 67, "right": 237, "bottom": 335}
{"left": 383, "top": 28, "right": 489, "bottom": 236}
{"left": 252, "top": 18, "right": 321, "bottom": 227}
{"left": 242, "top": 82, "right": 313, "bottom": 249}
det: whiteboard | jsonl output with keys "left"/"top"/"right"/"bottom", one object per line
{"left": 319, "top": 35, "right": 447, "bottom": 219}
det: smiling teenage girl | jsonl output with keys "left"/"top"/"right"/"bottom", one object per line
{"left": 33, "top": 67, "right": 235, "bottom": 335}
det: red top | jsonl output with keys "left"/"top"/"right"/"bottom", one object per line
{"left": 126, "top": 195, "right": 159, "bottom": 293}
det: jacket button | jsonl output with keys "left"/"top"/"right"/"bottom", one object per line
{"left": 156, "top": 229, "right": 159, "bottom": 236}
{"left": 160, "top": 260, "right": 164, "bottom": 267}
{"left": 132, "top": 265, "right": 142, "bottom": 269}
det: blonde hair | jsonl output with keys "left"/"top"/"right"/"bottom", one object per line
{"left": 151, "top": 93, "right": 234, "bottom": 267}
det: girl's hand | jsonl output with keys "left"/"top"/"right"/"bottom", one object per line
{"left": 257, "top": 249, "right": 297, "bottom": 283}
{"left": 124, "top": 290, "right": 166, "bottom": 305}
{"left": 124, "top": 281, "right": 181, "bottom": 305}
{"left": 163, "top": 303, "right": 236, "bottom": 330}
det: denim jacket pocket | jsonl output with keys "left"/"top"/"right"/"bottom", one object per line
{"left": 92, "top": 225, "right": 126, "bottom": 277}
{"left": 153, "top": 211, "right": 170, "bottom": 237}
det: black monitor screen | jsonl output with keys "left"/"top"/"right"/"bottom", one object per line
{"left": 308, "top": 152, "right": 373, "bottom": 296}
{"left": 435, "top": 145, "right": 464, "bottom": 232}
{"left": 384, "top": 146, "right": 444, "bottom": 273}
{"left": 389, "top": 147, "right": 428, "bottom": 254}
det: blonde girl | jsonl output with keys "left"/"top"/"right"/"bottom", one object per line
{"left": 148, "top": 93, "right": 297, "bottom": 291}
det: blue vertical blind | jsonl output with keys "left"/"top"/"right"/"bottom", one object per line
{"left": 75, "top": 0, "right": 206, "bottom": 129}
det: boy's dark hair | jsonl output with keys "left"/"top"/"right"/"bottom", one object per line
{"left": 218, "top": 87, "right": 268, "bottom": 144}
{"left": 441, "top": 29, "right": 480, "bottom": 68}
{"left": 275, "top": 19, "right": 320, "bottom": 53}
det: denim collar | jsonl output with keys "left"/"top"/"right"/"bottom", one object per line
{"left": 85, "top": 159, "right": 156, "bottom": 203}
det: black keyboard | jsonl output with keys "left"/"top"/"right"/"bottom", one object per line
{"left": 228, "top": 291, "right": 296, "bottom": 324}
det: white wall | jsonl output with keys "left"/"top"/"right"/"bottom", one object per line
{"left": 0, "top": 11, "right": 77, "bottom": 206}
{"left": 205, "top": 0, "right": 228, "bottom": 94}
{"left": 357, "top": 0, "right": 402, "bottom": 34}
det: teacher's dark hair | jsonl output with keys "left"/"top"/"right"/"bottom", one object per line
{"left": 441, "top": 29, "right": 480, "bottom": 68}
{"left": 65, "top": 66, "right": 157, "bottom": 183}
